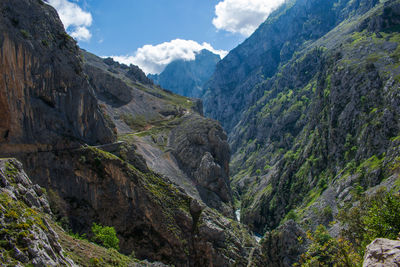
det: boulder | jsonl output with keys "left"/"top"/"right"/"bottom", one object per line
{"left": 363, "top": 238, "right": 400, "bottom": 267}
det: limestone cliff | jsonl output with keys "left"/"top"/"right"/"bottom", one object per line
{"left": 201, "top": 0, "right": 400, "bottom": 264}
{"left": 0, "top": 0, "right": 115, "bottom": 154}
{"left": 204, "top": 0, "right": 400, "bottom": 235}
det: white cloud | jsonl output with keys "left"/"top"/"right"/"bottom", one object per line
{"left": 213, "top": 0, "right": 286, "bottom": 36}
{"left": 46, "top": 0, "right": 93, "bottom": 41}
{"left": 69, "top": 26, "right": 92, "bottom": 41}
{"left": 111, "top": 39, "right": 228, "bottom": 75}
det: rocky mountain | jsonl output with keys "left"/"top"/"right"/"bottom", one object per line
{"left": 0, "top": 0, "right": 263, "bottom": 266}
{"left": 148, "top": 50, "right": 220, "bottom": 98}
{"left": 0, "top": 158, "right": 166, "bottom": 266}
{"left": 203, "top": 0, "right": 400, "bottom": 264}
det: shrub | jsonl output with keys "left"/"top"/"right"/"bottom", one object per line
{"left": 91, "top": 223, "right": 120, "bottom": 250}
{"left": 296, "top": 225, "right": 361, "bottom": 267}
{"left": 20, "top": 29, "right": 30, "bottom": 39}
{"left": 338, "top": 189, "right": 400, "bottom": 255}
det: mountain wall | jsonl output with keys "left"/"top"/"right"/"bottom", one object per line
{"left": 204, "top": 0, "right": 379, "bottom": 132}
{"left": 0, "top": 0, "right": 115, "bottom": 154}
{"left": 204, "top": 0, "right": 400, "bottom": 247}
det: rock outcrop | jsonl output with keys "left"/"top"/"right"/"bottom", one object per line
{"left": 363, "top": 238, "right": 400, "bottom": 266}
{"left": 21, "top": 146, "right": 261, "bottom": 266}
{"left": 261, "top": 220, "right": 307, "bottom": 267}
{"left": 0, "top": 158, "right": 75, "bottom": 266}
{"left": 169, "top": 114, "right": 233, "bottom": 217}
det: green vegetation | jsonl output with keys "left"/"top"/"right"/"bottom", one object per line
{"left": 91, "top": 223, "right": 120, "bottom": 250}
{"left": 296, "top": 225, "right": 361, "bottom": 267}
{"left": 298, "top": 189, "right": 400, "bottom": 266}
{"left": 20, "top": 29, "right": 31, "bottom": 39}
{"left": 53, "top": 223, "right": 139, "bottom": 267}
{"left": 338, "top": 189, "right": 400, "bottom": 256}
{"left": 120, "top": 114, "right": 147, "bottom": 131}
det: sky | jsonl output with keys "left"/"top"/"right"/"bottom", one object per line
{"left": 46, "top": 0, "right": 285, "bottom": 74}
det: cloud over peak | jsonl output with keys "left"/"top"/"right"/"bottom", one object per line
{"left": 213, "top": 0, "right": 286, "bottom": 36}
{"left": 111, "top": 39, "right": 228, "bottom": 75}
{"left": 46, "top": 0, "right": 92, "bottom": 41}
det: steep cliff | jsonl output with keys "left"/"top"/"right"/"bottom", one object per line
{"left": 149, "top": 50, "right": 220, "bottom": 98}
{"left": 22, "top": 146, "right": 261, "bottom": 266}
{"left": 204, "top": 0, "right": 379, "bottom": 132}
{"left": 0, "top": 158, "right": 170, "bottom": 266}
{"left": 204, "top": 0, "right": 400, "bottom": 254}
{"left": 0, "top": 0, "right": 115, "bottom": 154}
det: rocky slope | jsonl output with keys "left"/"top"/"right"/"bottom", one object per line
{"left": 204, "top": 0, "right": 400, "bottom": 264}
{"left": 82, "top": 50, "right": 234, "bottom": 218}
{"left": 0, "top": 0, "right": 262, "bottom": 266}
{"left": 149, "top": 50, "right": 220, "bottom": 98}
{"left": 0, "top": 159, "right": 75, "bottom": 266}
{"left": 0, "top": 158, "right": 169, "bottom": 266}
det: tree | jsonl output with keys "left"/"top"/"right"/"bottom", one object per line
{"left": 91, "top": 223, "right": 120, "bottom": 250}
{"left": 296, "top": 225, "right": 361, "bottom": 267}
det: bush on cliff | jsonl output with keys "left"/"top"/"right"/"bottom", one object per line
{"left": 91, "top": 223, "right": 120, "bottom": 250}
{"left": 297, "top": 189, "right": 400, "bottom": 266}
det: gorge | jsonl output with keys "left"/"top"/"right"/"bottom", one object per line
{"left": 1, "top": 0, "right": 400, "bottom": 266}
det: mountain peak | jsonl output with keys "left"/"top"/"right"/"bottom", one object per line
{"left": 148, "top": 49, "right": 220, "bottom": 98}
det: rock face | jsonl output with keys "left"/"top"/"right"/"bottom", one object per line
{"left": 261, "top": 220, "right": 307, "bottom": 267}
{"left": 204, "top": 0, "right": 379, "bottom": 132}
{"left": 0, "top": 0, "right": 115, "bottom": 153}
{"left": 21, "top": 146, "right": 261, "bottom": 266}
{"left": 203, "top": 0, "right": 400, "bottom": 239}
{"left": 363, "top": 238, "right": 400, "bottom": 266}
{"left": 0, "top": 159, "right": 75, "bottom": 266}
{"left": 149, "top": 49, "right": 220, "bottom": 98}
{"left": 169, "top": 114, "right": 233, "bottom": 216}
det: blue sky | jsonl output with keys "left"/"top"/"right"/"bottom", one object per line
{"left": 82, "top": 0, "right": 244, "bottom": 55}
{"left": 46, "top": 0, "right": 285, "bottom": 74}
